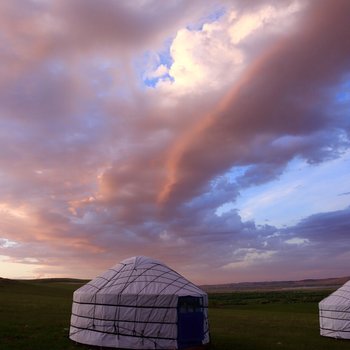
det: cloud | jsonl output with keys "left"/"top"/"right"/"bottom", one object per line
{"left": 155, "top": 1, "right": 302, "bottom": 95}
{"left": 0, "top": 0, "right": 349, "bottom": 283}
{"left": 222, "top": 248, "right": 277, "bottom": 270}
{"left": 159, "top": 0, "right": 350, "bottom": 209}
{"left": 339, "top": 192, "right": 350, "bottom": 196}
{"left": 285, "top": 206, "right": 350, "bottom": 244}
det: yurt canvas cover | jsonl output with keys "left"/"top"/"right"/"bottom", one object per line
{"left": 319, "top": 280, "right": 350, "bottom": 339}
{"left": 70, "top": 256, "right": 210, "bottom": 349}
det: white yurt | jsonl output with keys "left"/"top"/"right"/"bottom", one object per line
{"left": 70, "top": 256, "right": 210, "bottom": 349}
{"left": 319, "top": 280, "right": 350, "bottom": 339}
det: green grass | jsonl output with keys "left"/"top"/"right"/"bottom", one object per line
{"left": 0, "top": 280, "right": 349, "bottom": 349}
{"left": 209, "top": 291, "right": 349, "bottom": 350}
{"left": 0, "top": 279, "right": 82, "bottom": 350}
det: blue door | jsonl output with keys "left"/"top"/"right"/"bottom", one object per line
{"left": 177, "top": 296, "right": 204, "bottom": 349}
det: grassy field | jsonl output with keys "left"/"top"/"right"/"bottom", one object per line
{"left": 209, "top": 291, "right": 349, "bottom": 350}
{"left": 0, "top": 279, "right": 349, "bottom": 349}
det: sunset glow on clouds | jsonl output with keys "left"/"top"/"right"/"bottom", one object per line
{"left": 0, "top": 0, "right": 350, "bottom": 283}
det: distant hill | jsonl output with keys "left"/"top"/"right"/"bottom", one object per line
{"left": 0, "top": 277, "right": 89, "bottom": 286}
{"left": 200, "top": 276, "right": 350, "bottom": 293}
{"left": 0, "top": 277, "right": 21, "bottom": 286}
{"left": 1, "top": 276, "right": 349, "bottom": 292}
{"left": 24, "top": 278, "right": 90, "bottom": 284}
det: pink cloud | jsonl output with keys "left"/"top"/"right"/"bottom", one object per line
{"left": 0, "top": 0, "right": 349, "bottom": 283}
{"left": 159, "top": 0, "right": 350, "bottom": 209}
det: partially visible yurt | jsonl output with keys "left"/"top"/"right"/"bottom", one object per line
{"left": 70, "top": 256, "right": 210, "bottom": 349}
{"left": 319, "top": 280, "right": 350, "bottom": 339}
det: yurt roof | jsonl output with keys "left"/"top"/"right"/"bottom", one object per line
{"left": 74, "top": 256, "right": 206, "bottom": 297}
{"left": 319, "top": 280, "right": 350, "bottom": 308}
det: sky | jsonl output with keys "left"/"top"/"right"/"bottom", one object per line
{"left": 0, "top": 0, "right": 350, "bottom": 284}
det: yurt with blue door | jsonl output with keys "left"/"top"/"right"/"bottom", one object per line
{"left": 70, "top": 256, "right": 210, "bottom": 349}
